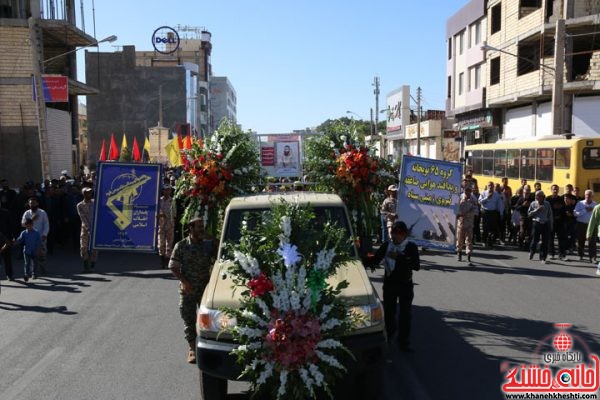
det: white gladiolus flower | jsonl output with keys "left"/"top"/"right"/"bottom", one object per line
{"left": 236, "top": 327, "right": 264, "bottom": 338}
{"left": 255, "top": 298, "right": 271, "bottom": 319}
{"left": 320, "top": 318, "right": 342, "bottom": 331}
{"left": 315, "top": 350, "right": 346, "bottom": 370}
{"left": 329, "top": 141, "right": 335, "bottom": 148}
{"left": 241, "top": 310, "right": 268, "bottom": 326}
{"left": 302, "top": 289, "right": 312, "bottom": 310}
{"left": 289, "top": 291, "right": 301, "bottom": 311}
{"left": 256, "top": 362, "right": 274, "bottom": 385}
{"left": 299, "top": 368, "right": 315, "bottom": 395}
{"left": 340, "top": 135, "right": 347, "bottom": 142}
{"left": 319, "top": 304, "right": 333, "bottom": 320}
{"left": 280, "top": 216, "right": 292, "bottom": 238}
{"left": 278, "top": 370, "right": 288, "bottom": 397}
{"left": 308, "top": 364, "right": 325, "bottom": 387}
{"left": 234, "top": 251, "right": 261, "bottom": 277}
{"left": 316, "top": 339, "right": 343, "bottom": 349}
{"left": 315, "top": 249, "right": 336, "bottom": 271}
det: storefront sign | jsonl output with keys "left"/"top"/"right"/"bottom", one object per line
{"left": 152, "top": 26, "right": 180, "bottom": 54}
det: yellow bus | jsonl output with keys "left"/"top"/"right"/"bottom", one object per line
{"left": 464, "top": 136, "right": 600, "bottom": 200}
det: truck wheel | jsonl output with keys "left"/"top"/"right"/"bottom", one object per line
{"left": 199, "top": 370, "right": 227, "bottom": 400}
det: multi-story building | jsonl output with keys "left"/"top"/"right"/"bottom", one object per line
{"left": 446, "top": 0, "right": 501, "bottom": 147}
{"left": 485, "top": 0, "right": 600, "bottom": 138}
{"left": 0, "top": 0, "right": 96, "bottom": 183}
{"left": 135, "top": 27, "right": 212, "bottom": 137}
{"left": 210, "top": 76, "right": 237, "bottom": 132}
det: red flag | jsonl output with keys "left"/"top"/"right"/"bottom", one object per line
{"left": 177, "top": 133, "right": 183, "bottom": 151}
{"left": 132, "top": 136, "right": 141, "bottom": 162}
{"left": 108, "top": 133, "right": 119, "bottom": 161}
{"left": 183, "top": 135, "right": 192, "bottom": 150}
{"left": 99, "top": 138, "right": 107, "bottom": 161}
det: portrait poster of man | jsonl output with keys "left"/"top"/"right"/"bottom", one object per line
{"left": 275, "top": 141, "right": 300, "bottom": 176}
{"left": 397, "top": 155, "right": 462, "bottom": 252}
{"left": 91, "top": 162, "right": 162, "bottom": 252}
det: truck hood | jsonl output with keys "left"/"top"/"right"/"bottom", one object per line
{"left": 202, "top": 259, "right": 376, "bottom": 309}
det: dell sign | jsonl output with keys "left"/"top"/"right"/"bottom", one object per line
{"left": 152, "top": 26, "right": 180, "bottom": 54}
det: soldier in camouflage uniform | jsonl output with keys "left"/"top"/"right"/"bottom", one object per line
{"left": 158, "top": 185, "right": 175, "bottom": 268}
{"left": 169, "top": 215, "right": 215, "bottom": 364}
{"left": 77, "top": 187, "right": 97, "bottom": 272}
{"left": 380, "top": 185, "right": 398, "bottom": 241}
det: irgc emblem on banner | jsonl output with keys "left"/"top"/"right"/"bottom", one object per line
{"left": 91, "top": 162, "right": 162, "bottom": 251}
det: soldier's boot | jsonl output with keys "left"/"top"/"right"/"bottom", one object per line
{"left": 161, "top": 256, "right": 168, "bottom": 269}
{"left": 90, "top": 262, "right": 96, "bottom": 271}
{"left": 457, "top": 251, "right": 462, "bottom": 262}
{"left": 83, "top": 260, "right": 89, "bottom": 272}
{"left": 467, "top": 254, "right": 473, "bottom": 266}
{"left": 187, "top": 340, "right": 196, "bottom": 364}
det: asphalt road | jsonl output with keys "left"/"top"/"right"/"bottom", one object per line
{"left": 1, "top": 244, "right": 599, "bottom": 400}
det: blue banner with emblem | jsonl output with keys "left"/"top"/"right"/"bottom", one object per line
{"left": 397, "top": 155, "right": 463, "bottom": 252}
{"left": 91, "top": 162, "right": 162, "bottom": 251}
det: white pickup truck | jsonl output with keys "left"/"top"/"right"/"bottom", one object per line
{"left": 195, "top": 192, "right": 386, "bottom": 400}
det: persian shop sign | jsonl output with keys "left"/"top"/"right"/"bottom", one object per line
{"left": 152, "top": 26, "right": 180, "bottom": 54}
{"left": 32, "top": 75, "right": 68, "bottom": 103}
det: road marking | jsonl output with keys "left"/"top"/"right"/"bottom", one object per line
{"left": 1, "top": 347, "right": 64, "bottom": 400}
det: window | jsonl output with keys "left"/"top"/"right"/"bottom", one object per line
{"left": 582, "top": 147, "right": 600, "bottom": 169}
{"left": 459, "top": 72, "right": 464, "bottom": 95}
{"left": 520, "top": 0, "right": 541, "bottom": 18}
{"left": 517, "top": 39, "right": 541, "bottom": 76}
{"left": 494, "top": 150, "right": 507, "bottom": 177}
{"left": 490, "top": 57, "right": 500, "bottom": 85}
{"left": 474, "top": 65, "right": 481, "bottom": 89}
{"left": 472, "top": 150, "right": 483, "bottom": 174}
{"left": 491, "top": 3, "right": 502, "bottom": 34}
{"left": 521, "top": 149, "right": 536, "bottom": 179}
{"left": 459, "top": 31, "right": 464, "bottom": 55}
{"left": 536, "top": 149, "right": 553, "bottom": 181}
{"left": 483, "top": 150, "right": 494, "bottom": 176}
{"left": 467, "top": 68, "right": 472, "bottom": 92}
{"left": 555, "top": 148, "right": 570, "bottom": 168}
{"left": 447, "top": 76, "right": 452, "bottom": 98}
{"left": 507, "top": 149, "right": 520, "bottom": 178}
{"left": 448, "top": 37, "right": 452, "bottom": 60}
{"left": 475, "top": 21, "right": 481, "bottom": 44}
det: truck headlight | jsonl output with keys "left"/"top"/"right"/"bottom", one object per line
{"left": 197, "top": 305, "right": 237, "bottom": 334}
{"left": 348, "top": 302, "right": 384, "bottom": 328}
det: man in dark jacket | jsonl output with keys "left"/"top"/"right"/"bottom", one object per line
{"left": 364, "top": 221, "right": 420, "bottom": 351}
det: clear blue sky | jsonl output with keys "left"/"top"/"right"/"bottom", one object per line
{"left": 78, "top": 0, "right": 468, "bottom": 134}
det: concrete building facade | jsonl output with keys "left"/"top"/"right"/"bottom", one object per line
{"left": 210, "top": 76, "right": 237, "bottom": 132}
{"left": 447, "top": 0, "right": 503, "bottom": 150}
{"left": 484, "top": 0, "right": 600, "bottom": 138}
{"left": 85, "top": 45, "right": 186, "bottom": 167}
{"left": 0, "top": 0, "right": 96, "bottom": 184}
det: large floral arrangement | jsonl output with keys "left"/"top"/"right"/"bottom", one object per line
{"left": 224, "top": 201, "right": 356, "bottom": 399}
{"left": 304, "top": 120, "right": 395, "bottom": 248}
{"left": 175, "top": 120, "right": 264, "bottom": 237}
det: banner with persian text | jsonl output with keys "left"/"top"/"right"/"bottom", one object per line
{"left": 91, "top": 162, "right": 162, "bottom": 251}
{"left": 397, "top": 155, "right": 463, "bottom": 252}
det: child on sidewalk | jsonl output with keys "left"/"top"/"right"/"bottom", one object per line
{"left": 13, "top": 218, "right": 42, "bottom": 282}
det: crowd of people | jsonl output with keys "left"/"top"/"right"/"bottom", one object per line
{"left": 455, "top": 171, "right": 600, "bottom": 275}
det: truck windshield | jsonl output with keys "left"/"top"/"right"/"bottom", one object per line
{"left": 222, "top": 206, "right": 355, "bottom": 257}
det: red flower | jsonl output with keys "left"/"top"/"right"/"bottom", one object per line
{"left": 247, "top": 272, "right": 274, "bottom": 297}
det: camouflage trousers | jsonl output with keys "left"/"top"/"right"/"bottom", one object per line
{"left": 80, "top": 230, "right": 97, "bottom": 262}
{"left": 456, "top": 220, "right": 474, "bottom": 254}
{"left": 158, "top": 224, "right": 174, "bottom": 257}
{"left": 179, "top": 290, "right": 202, "bottom": 343}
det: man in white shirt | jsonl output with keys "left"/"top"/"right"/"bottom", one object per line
{"left": 21, "top": 197, "right": 49, "bottom": 274}
{"left": 574, "top": 189, "right": 598, "bottom": 262}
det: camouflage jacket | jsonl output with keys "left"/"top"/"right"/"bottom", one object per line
{"left": 169, "top": 236, "right": 213, "bottom": 294}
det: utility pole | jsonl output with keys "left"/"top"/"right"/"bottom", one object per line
{"left": 552, "top": 19, "right": 565, "bottom": 136}
{"left": 370, "top": 108, "right": 374, "bottom": 136}
{"left": 373, "top": 76, "right": 380, "bottom": 134}
{"left": 416, "top": 87, "right": 422, "bottom": 156}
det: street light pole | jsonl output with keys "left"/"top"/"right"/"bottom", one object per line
{"left": 552, "top": 19, "right": 565, "bottom": 136}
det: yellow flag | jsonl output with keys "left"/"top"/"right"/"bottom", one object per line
{"left": 165, "top": 137, "right": 181, "bottom": 167}
{"left": 121, "top": 133, "right": 128, "bottom": 150}
{"left": 143, "top": 136, "right": 150, "bottom": 152}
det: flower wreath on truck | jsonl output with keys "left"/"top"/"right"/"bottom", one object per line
{"left": 223, "top": 201, "right": 359, "bottom": 399}
{"left": 174, "top": 120, "right": 264, "bottom": 238}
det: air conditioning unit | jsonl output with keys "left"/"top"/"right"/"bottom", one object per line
{"left": 474, "top": 129, "right": 481, "bottom": 139}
